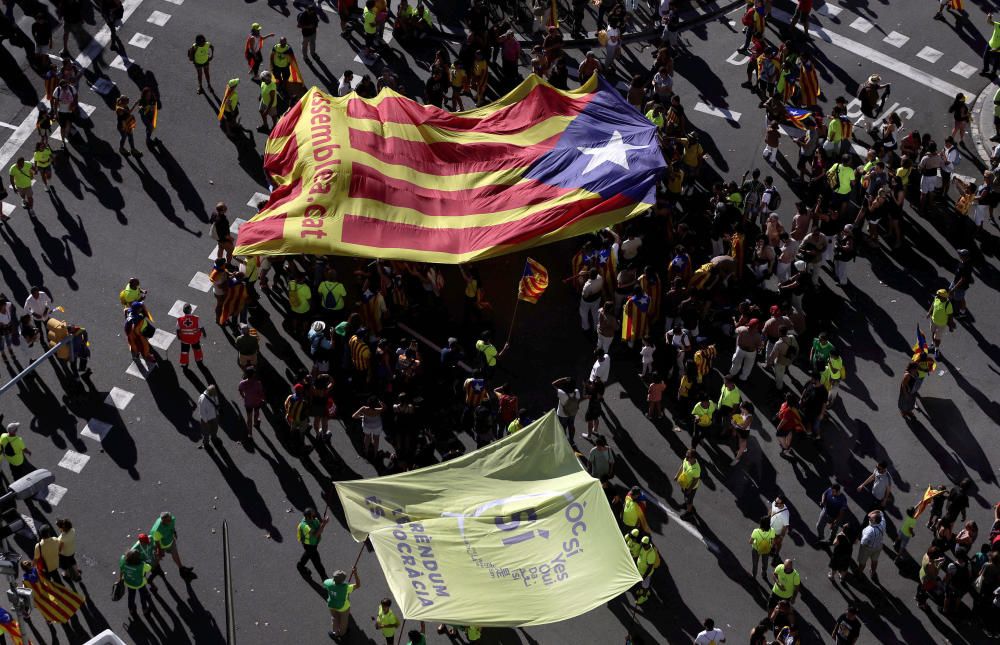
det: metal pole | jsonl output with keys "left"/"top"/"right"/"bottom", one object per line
{"left": 224, "top": 520, "right": 235, "bottom": 645}
{"left": 0, "top": 335, "right": 74, "bottom": 398}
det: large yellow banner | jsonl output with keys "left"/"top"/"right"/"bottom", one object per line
{"left": 335, "top": 412, "right": 641, "bottom": 626}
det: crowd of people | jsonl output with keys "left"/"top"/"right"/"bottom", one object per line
{"left": 2, "top": 0, "right": 1000, "bottom": 643}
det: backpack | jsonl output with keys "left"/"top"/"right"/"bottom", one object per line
{"left": 753, "top": 531, "right": 773, "bottom": 555}
{"left": 827, "top": 163, "right": 840, "bottom": 189}
{"left": 322, "top": 284, "right": 339, "bottom": 310}
{"left": 763, "top": 186, "right": 781, "bottom": 211}
{"left": 562, "top": 391, "right": 580, "bottom": 417}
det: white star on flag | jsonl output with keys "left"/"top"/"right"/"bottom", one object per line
{"left": 577, "top": 130, "right": 647, "bottom": 175}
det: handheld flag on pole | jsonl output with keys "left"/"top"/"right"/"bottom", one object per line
{"left": 913, "top": 485, "right": 945, "bottom": 518}
{"left": 548, "top": 0, "right": 559, "bottom": 28}
{"left": 914, "top": 326, "right": 928, "bottom": 354}
{"left": 518, "top": 258, "right": 549, "bottom": 303}
{"left": 785, "top": 106, "right": 813, "bottom": 130}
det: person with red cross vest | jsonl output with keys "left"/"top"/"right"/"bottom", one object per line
{"left": 176, "top": 303, "right": 206, "bottom": 368}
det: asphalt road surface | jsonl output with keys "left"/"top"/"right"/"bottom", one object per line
{"left": 0, "top": 1, "right": 999, "bottom": 644}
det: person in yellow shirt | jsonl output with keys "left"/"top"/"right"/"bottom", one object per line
{"left": 258, "top": 70, "right": 278, "bottom": 131}
{"left": 34, "top": 524, "right": 63, "bottom": 582}
{"left": 32, "top": 140, "right": 53, "bottom": 192}
{"left": 690, "top": 393, "right": 716, "bottom": 447}
{"left": 674, "top": 449, "right": 701, "bottom": 516}
{"left": 449, "top": 61, "right": 467, "bottom": 111}
{"left": 188, "top": 34, "right": 214, "bottom": 95}
{"left": 374, "top": 597, "right": 399, "bottom": 645}
{"left": 926, "top": 288, "right": 954, "bottom": 357}
{"left": 363, "top": 0, "right": 379, "bottom": 59}
{"left": 8, "top": 156, "right": 35, "bottom": 212}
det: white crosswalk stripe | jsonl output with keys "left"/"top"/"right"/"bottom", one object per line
{"left": 81, "top": 419, "right": 113, "bottom": 441}
{"left": 882, "top": 31, "right": 909, "bottom": 48}
{"left": 815, "top": 3, "right": 843, "bottom": 17}
{"left": 950, "top": 61, "right": 977, "bottom": 79}
{"left": 58, "top": 450, "right": 91, "bottom": 473}
{"left": 188, "top": 272, "right": 212, "bottom": 292}
{"left": 916, "top": 46, "right": 944, "bottom": 64}
{"left": 694, "top": 102, "right": 741, "bottom": 123}
{"left": 125, "top": 361, "right": 148, "bottom": 380}
{"left": 129, "top": 32, "right": 154, "bottom": 48}
{"left": 105, "top": 386, "right": 135, "bottom": 410}
{"left": 110, "top": 55, "right": 135, "bottom": 71}
{"left": 168, "top": 300, "right": 195, "bottom": 317}
{"left": 146, "top": 10, "right": 171, "bottom": 26}
{"left": 44, "top": 484, "right": 68, "bottom": 506}
{"left": 149, "top": 328, "right": 176, "bottom": 351}
{"left": 247, "top": 192, "right": 270, "bottom": 208}
{"left": 849, "top": 17, "right": 874, "bottom": 34}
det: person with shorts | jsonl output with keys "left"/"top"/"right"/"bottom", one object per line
{"left": 8, "top": 157, "right": 34, "bottom": 212}
{"left": 188, "top": 35, "right": 214, "bottom": 95}
{"left": 50, "top": 79, "right": 78, "bottom": 144}
{"left": 258, "top": 70, "right": 278, "bottom": 131}
{"left": 856, "top": 510, "right": 886, "bottom": 581}
{"left": 353, "top": 396, "right": 384, "bottom": 460}
{"left": 149, "top": 511, "right": 196, "bottom": 581}
{"left": 925, "top": 288, "right": 954, "bottom": 357}
{"left": 56, "top": 518, "right": 80, "bottom": 581}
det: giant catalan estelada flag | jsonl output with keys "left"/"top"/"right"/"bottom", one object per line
{"left": 234, "top": 75, "right": 666, "bottom": 262}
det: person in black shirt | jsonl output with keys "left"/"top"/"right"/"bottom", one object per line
{"left": 297, "top": 5, "right": 319, "bottom": 59}
{"left": 831, "top": 605, "right": 862, "bottom": 644}
{"left": 949, "top": 249, "right": 974, "bottom": 317}
{"left": 944, "top": 478, "right": 972, "bottom": 525}
{"left": 799, "top": 372, "right": 828, "bottom": 438}
{"left": 31, "top": 13, "right": 52, "bottom": 67}
{"left": 424, "top": 67, "right": 447, "bottom": 108}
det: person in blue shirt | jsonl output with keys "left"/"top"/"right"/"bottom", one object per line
{"left": 816, "top": 483, "right": 848, "bottom": 543}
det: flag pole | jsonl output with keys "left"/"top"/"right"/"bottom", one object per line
{"left": 348, "top": 539, "right": 367, "bottom": 584}
{"left": 504, "top": 289, "right": 523, "bottom": 349}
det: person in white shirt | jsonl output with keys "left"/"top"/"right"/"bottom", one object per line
{"left": 50, "top": 80, "right": 79, "bottom": 144}
{"left": 552, "top": 377, "right": 582, "bottom": 443}
{"left": 769, "top": 495, "right": 791, "bottom": 565}
{"left": 197, "top": 385, "right": 220, "bottom": 449}
{"left": 694, "top": 618, "right": 726, "bottom": 645}
{"left": 639, "top": 337, "right": 655, "bottom": 376}
{"left": 0, "top": 295, "right": 16, "bottom": 360}
{"left": 589, "top": 349, "right": 611, "bottom": 384}
{"left": 578, "top": 268, "right": 604, "bottom": 331}
{"left": 338, "top": 70, "right": 354, "bottom": 96}
{"left": 24, "top": 286, "right": 52, "bottom": 342}
{"left": 857, "top": 510, "right": 886, "bottom": 581}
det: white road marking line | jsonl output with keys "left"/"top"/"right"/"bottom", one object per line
{"left": 1, "top": 203, "right": 14, "bottom": 217}
{"left": 110, "top": 55, "right": 134, "bottom": 71}
{"left": 247, "top": 192, "right": 269, "bottom": 208}
{"left": 78, "top": 102, "right": 97, "bottom": 117}
{"left": 129, "top": 32, "right": 153, "bottom": 48}
{"left": 0, "top": 122, "right": 17, "bottom": 131}
{"left": 58, "top": 450, "right": 91, "bottom": 473}
{"left": 44, "top": 484, "right": 68, "bottom": 506}
{"left": 208, "top": 246, "right": 224, "bottom": 261}
{"left": 230, "top": 217, "right": 247, "bottom": 234}
{"left": 125, "top": 361, "right": 147, "bottom": 380}
{"left": 168, "top": 300, "right": 195, "bottom": 317}
{"left": 726, "top": 52, "right": 750, "bottom": 66}
{"left": 338, "top": 74, "right": 362, "bottom": 90}
{"left": 951, "top": 61, "right": 977, "bottom": 79}
{"left": 383, "top": 26, "right": 394, "bottom": 45}
{"left": 953, "top": 173, "right": 977, "bottom": 184}
{"left": 916, "top": 46, "right": 943, "bottom": 64}
{"left": 82, "top": 418, "right": 113, "bottom": 441}
{"left": 849, "top": 17, "right": 874, "bottom": 33}
{"left": 815, "top": 3, "right": 842, "bottom": 17}
{"left": 694, "top": 101, "right": 742, "bottom": 123}
{"left": 146, "top": 10, "right": 171, "bottom": 26}
{"left": 162, "top": 0, "right": 183, "bottom": 4}
{"left": 883, "top": 31, "right": 909, "bottom": 48}
{"left": 149, "top": 328, "right": 175, "bottom": 351}
{"left": 188, "top": 271, "right": 212, "bottom": 292}
{"left": 105, "top": 386, "right": 135, "bottom": 409}
{"left": 771, "top": 8, "right": 972, "bottom": 98}
{"left": 19, "top": 515, "right": 37, "bottom": 537}
{"left": 0, "top": 0, "right": 144, "bottom": 170}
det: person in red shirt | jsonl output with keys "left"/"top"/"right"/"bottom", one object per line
{"left": 790, "top": 0, "right": 813, "bottom": 35}
{"left": 175, "top": 303, "right": 205, "bottom": 368}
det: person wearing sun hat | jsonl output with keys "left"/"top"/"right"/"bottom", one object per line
{"left": 244, "top": 23, "right": 275, "bottom": 79}
{"left": 926, "top": 288, "right": 954, "bottom": 358}
{"left": 854, "top": 73, "right": 891, "bottom": 131}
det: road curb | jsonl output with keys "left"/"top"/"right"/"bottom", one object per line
{"left": 971, "top": 80, "right": 997, "bottom": 166}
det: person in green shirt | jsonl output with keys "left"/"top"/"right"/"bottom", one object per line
{"left": 475, "top": 331, "right": 505, "bottom": 378}
{"left": 288, "top": 274, "right": 313, "bottom": 335}
{"left": 674, "top": 449, "right": 701, "bottom": 516}
{"left": 362, "top": 0, "right": 378, "bottom": 58}
{"left": 894, "top": 506, "right": 917, "bottom": 562}
{"left": 405, "top": 628, "right": 427, "bottom": 645}
{"left": 188, "top": 34, "right": 214, "bottom": 95}
{"left": 690, "top": 394, "right": 716, "bottom": 447}
{"left": 132, "top": 533, "right": 158, "bottom": 589}
{"left": 317, "top": 269, "right": 348, "bottom": 319}
{"left": 984, "top": 12, "right": 1000, "bottom": 76}
{"left": 0, "top": 422, "right": 31, "bottom": 478}
{"left": 119, "top": 549, "right": 153, "bottom": 615}
{"left": 297, "top": 507, "right": 329, "bottom": 579}
{"left": 926, "top": 288, "right": 954, "bottom": 356}
{"left": 32, "top": 140, "right": 52, "bottom": 192}
{"left": 258, "top": 70, "right": 278, "bottom": 131}
{"left": 374, "top": 597, "right": 399, "bottom": 645}
{"left": 325, "top": 568, "right": 361, "bottom": 639}
{"left": 150, "top": 511, "right": 196, "bottom": 581}
{"left": 717, "top": 375, "right": 742, "bottom": 420}
{"left": 768, "top": 559, "right": 801, "bottom": 608}
{"left": 749, "top": 515, "right": 775, "bottom": 581}
{"left": 8, "top": 157, "right": 35, "bottom": 211}
{"left": 221, "top": 78, "right": 241, "bottom": 137}
{"left": 809, "top": 331, "right": 834, "bottom": 375}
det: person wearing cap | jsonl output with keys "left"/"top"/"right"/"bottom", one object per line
{"left": 854, "top": 73, "right": 890, "bottom": 131}
{"left": 762, "top": 305, "right": 791, "bottom": 359}
{"left": 130, "top": 532, "right": 158, "bottom": 588}
{"left": 623, "top": 527, "right": 643, "bottom": 559}
{"left": 634, "top": 535, "right": 661, "bottom": 605}
{"left": 622, "top": 486, "right": 650, "bottom": 533}
{"left": 324, "top": 567, "right": 361, "bottom": 639}
{"left": 258, "top": 70, "right": 278, "bottom": 131}
{"left": 221, "top": 78, "right": 242, "bottom": 136}
{"left": 149, "top": 512, "right": 193, "bottom": 578}
{"left": 188, "top": 34, "right": 215, "bottom": 95}
{"left": 926, "top": 288, "right": 954, "bottom": 357}
{"left": 197, "top": 385, "right": 220, "bottom": 449}
{"left": 119, "top": 548, "right": 153, "bottom": 615}
{"left": 1, "top": 422, "right": 31, "bottom": 478}
{"left": 244, "top": 23, "right": 274, "bottom": 79}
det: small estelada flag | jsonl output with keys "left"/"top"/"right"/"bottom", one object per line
{"left": 518, "top": 258, "right": 549, "bottom": 304}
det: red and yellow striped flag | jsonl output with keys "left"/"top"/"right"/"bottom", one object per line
{"left": 217, "top": 86, "right": 232, "bottom": 121}
{"left": 24, "top": 567, "right": 85, "bottom": 623}
{"left": 913, "top": 485, "right": 945, "bottom": 518}
{"left": 0, "top": 608, "right": 22, "bottom": 645}
{"left": 234, "top": 75, "right": 666, "bottom": 262}
{"left": 289, "top": 55, "right": 303, "bottom": 84}
{"left": 152, "top": 103, "right": 158, "bottom": 130}
{"left": 518, "top": 258, "right": 549, "bottom": 303}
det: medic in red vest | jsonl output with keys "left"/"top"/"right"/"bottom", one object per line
{"left": 176, "top": 303, "right": 206, "bottom": 367}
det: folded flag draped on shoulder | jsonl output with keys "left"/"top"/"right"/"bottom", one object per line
{"left": 518, "top": 258, "right": 549, "bottom": 303}
{"left": 288, "top": 55, "right": 303, "bottom": 84}
{"left": 152, "top": 103, "right": 158, "bottom": 130}
{"left": 235, "top": 74, "right": 667, "bottom": 262}
{"left": 0, "top": 608, "right": 22, "bottom": 645}
{"left": 217, "top": 86, "right": 232, "bottom": 121}
{"left": 621, "top": 292, "right": 650, "bottom": 342}
{"left": 23, "top": 568, "right": 84, "bottom": 623}
{"left": 785, "top": 106, "right": 813, "bottom": 130}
